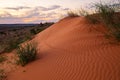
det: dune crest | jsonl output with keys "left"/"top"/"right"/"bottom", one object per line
{"left": 8, "top": 17, "right": 120, "bottom": 80}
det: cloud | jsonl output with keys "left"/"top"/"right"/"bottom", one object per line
{"left": 25, "top": 11, "right": 40, "bottom": 18}
{"left": 0, "top": 11, "right": 13, "bottom": 18}
{"left": 0, "top": 10, "right": 59, "bottom": 23}
{"left": 5, "top": 6, "right": 31, "bottom": 10}
{"left": 23, "top": 11, "right": 58, "bottom": 23}
{"left": 24, "top": 5, "right": 61, "bottom": 18}
{"left": 36, "top": 5, "right": 61, "bottom": 11}
{"left": 49, "top": 5, "right": 61, "bottom": 10}
{"left": 0, "top": 5, "right": 68, "bottom": 23}
{"left": 0, "top": 11, "right": 23, "bottom": 23}
{"left": 62, "top": 8, "right": 70, "bottom": 10}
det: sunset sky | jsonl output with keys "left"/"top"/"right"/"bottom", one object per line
{"left": 0, "top": 0, "right": 118, "bottom": 24}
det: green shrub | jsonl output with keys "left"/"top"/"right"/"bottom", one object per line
{"left": 16, "top": 42, "right": 37, "bottom": 66}
{"left": 0, "top": 69, "right": 7, "bottom": 80}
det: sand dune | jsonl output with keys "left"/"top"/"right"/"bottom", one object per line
{"left": 8, "top": 17, "right": 120, "bottom": 80}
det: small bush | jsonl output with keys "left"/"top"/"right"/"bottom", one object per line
{"left": 16, "top": 42, "right": 37, "bottom": 66}
{"left": 0, "top": 56, "right": 6, "bottom": 63}
{"left": 0, "top": 69, "right": 7, "bottom": 80}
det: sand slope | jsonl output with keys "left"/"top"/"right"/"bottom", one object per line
{"left": 8, "top": 17, "right": 120, "bottom": 80}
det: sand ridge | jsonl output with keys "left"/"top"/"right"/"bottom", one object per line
{"left": 8, "top": 17, "right": 120, "bottom": 80}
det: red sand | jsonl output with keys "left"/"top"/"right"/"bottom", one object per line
{"left": 8, "top": 17, "right": 120, "bottom": 80}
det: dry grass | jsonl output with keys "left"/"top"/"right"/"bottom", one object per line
{"left": 67, "top": 11, "right": 80, "bottom": 17}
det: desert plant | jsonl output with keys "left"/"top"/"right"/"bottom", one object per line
{"left": 0, "top": 69, "right": 7, "bottom": 80}
{"left": 16, "top": 42, "right": 37, "bottom": 66}
{"left": 0, "top": 56, "right": 6, "bottom": 63}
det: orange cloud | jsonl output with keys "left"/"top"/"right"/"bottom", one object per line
{"left": 23, "top": 17, "right": 38, "bottom": 23}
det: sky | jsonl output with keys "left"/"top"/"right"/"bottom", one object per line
{"left": 0, "top": 0, "right": 119, "bottom": 24}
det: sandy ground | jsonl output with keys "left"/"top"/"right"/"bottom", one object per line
{"left": 5, "top": 17, "right": 120, "bottom": 80}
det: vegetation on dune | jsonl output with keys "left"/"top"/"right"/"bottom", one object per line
{"left": 66, "top": 1, "right": 120, "bottom": 42}
{"left": 16, "top": 42, "right": 37, "bottom": 66}
{"left": 94, "top": 3, "right": 120, "bottom": 42}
